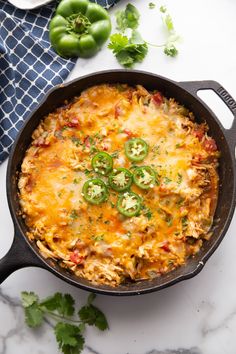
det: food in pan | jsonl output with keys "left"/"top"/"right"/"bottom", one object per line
{"left": 18, "top": 84, "right": 219, "bottom": 286}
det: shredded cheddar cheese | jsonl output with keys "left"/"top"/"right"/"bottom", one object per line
{"left": 18, "top": 84, "right": 219, "bottom": 286}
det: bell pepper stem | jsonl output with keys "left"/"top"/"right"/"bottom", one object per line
{"left": 67, "top": 13, "right": 91, "bottom": 35}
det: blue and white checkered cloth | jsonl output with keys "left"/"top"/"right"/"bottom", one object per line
{"left": 0, "top": 0, "right": 119, "bottom": 163}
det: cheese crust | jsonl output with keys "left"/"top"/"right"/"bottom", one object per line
{"left": 18, "top": 84, "right": 219, "bottom": 286}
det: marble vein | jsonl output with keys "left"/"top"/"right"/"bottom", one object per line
{"left": 202, "top": 306, "right": 236, "bottom": 337}
{"left": 144, "top": 349, "right": 201, "bottom": 354}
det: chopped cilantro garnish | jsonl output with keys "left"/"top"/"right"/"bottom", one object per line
{"left": 152, "top": 144, "right": 160, "bottom": 155}
{"left": 70, "top": 209, "right": 78, "bottom": 219}
{"left": 91, "top": 234, "right": 104, "bottom": 242}
{"left": 61, "top": 126, "right": 68, "bottom": 132}
{"left": 163, "top": 176, "right": 172, "bottom": 184}
{"left": 84, "top": 169, "right": 92, "bottom": 176}
{"left": 110, "top": 201, "right": 115, "bottom": 208}
{"left": 125, "top": 231, "right": 132, "bottom": 238}
{"left": 90, "top": 145, "right": 98, "bottom": 155}
{"left": 111, "top": 151, "right": 119, "bottom": 158}
{"left": 176, "top": 197, "right": 184, "bottom": 206}
{"left": 71, "top": 137, "right": 81, "bottom": 147}
{"left": 182, "top": 216, "right": 188, "bottom": 229}
{"left": 177, "top": 173, "right": 183, "bottom": 185}
{"left": 165, "top": 215, "right": 173, "bottom": 227}
{"left": 73, "top": 178, "right": 80, "bottom": 184}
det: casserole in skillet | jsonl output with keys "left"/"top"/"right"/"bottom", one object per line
{"left": 1, "top": 70, "right": 235, "bottom": 295}
{"left": 18, "top": 83, "right": 219, "bottom": 286}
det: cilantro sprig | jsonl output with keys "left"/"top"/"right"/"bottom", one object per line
{"left": 161, "top": 7, "right": 180, "bottom": 57}
{"left": 21, "top": 292, "right": 108, "bottom": 354}
{"left": 108, "top": 3, "right": 180, "bottom": 67}
{"left": 108, "top": 31, "right": 148, "bottom": 68}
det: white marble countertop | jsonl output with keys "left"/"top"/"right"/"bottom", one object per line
{"left": 0, "top": 0, "right": 236, "bottom": 353}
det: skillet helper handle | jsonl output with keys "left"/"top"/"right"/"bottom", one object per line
{"left": 0, "top": 231, "right": 43, "bottom": 284}
{"left": 179, "top": 80, "right": 236, "bottom": 150}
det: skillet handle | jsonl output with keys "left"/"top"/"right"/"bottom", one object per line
{"left": 178, "top": 80, "right": 236, "bottom": 151}
{"left": 0, "top": 231, "right": 44, "bottom": 284}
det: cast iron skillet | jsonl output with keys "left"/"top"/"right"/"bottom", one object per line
{"left": 0, "top": 70, "right": 236, "bottom": 296}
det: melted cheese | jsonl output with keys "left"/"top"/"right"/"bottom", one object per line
{"left": 18, "top": 84, "right": 219, "bottom": 286}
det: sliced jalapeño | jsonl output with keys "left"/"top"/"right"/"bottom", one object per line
{"left": 109, "top": 168, "right": 133, "bottom": 192}
{"left": 124, "top": 138, "right": 149, "bottom": 162}
{"left": 117, "top": 191, "right": 141, "bottom": 217}
{"left": 82, "top": 179, "right": 108, "bottom": 205}
{"left": 133, "top": 166, "right": 156, "bottom": 189}
{"left": 92, "top": 152, "right": 113, "bottom": 176}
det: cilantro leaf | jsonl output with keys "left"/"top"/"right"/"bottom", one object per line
{"left": 116, "top": 11, "right": 126, "bottom": 32}
{"left": 116, "top": 3, "right": 140, "bottom": 32}
{"left": 130, "top": 30, "right": 145, "bottom": 44}
{"left": 125, "top": 4, "right": 140, "bottom": 29}
{"left": 108, "top": 32, "right": 148, "bottom": 68}
{"left": 60, "top": 345, "right": 83, "bottom": 354}
{"left": 40, "top": 293, "right": 75, "bottom": 317}
{"left": 25, "top": 303, "right": 43, "bottom": 328}
{"left": 160, "top": 5, "right": 167, "bottom": 13}
{"left": 108, "top": 33, "right": 129, "bottom": 51}
{"left": 21, "top": 292, "right": 43, "bottom": 328}
{"left": 79, "top": 304, "right": 108, "bottom": 331}
{"left": 149, "top": 2, "right": 156, "bottom": 9}
{"left": 55, "top": 323, "right": 84, "bottom": 354}
{"left": 87, "top": 293, "right": 96, "bottom": 305}
{"left": 164, "top": 14, "right": 174, "bottom": 32}
{"left": 21, "top": 291, "right": 39, "bottom": 308}
{"left": 164, "top": 44, "right": 178, "bottom": 57}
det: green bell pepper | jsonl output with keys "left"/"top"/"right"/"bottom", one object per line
{"left": 49, "top": 0, "right": 112, "bottom": 58}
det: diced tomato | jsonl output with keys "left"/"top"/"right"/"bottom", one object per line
{"left": 193, "top": 127, "right": 205, "bottom": 141}
{"left": 192, "top": 154, "right": 205, "bottom": 164}
{"left": 67, "top": 118, "right": 80, "bottom": 128}
{"left": 123, "top": 129, "right": 133, "bottom": 137}
{"left": 126, "top": 89, "right": 133, "bottom": 102}
{"left": 202, "top": 138, "right": 217, "bottom": 152}
{"left": 102, "top": 144, "right": 109, "bottom": 151}
{"left": 33, "top": 137, "right": 50, "bottom": 147}
{"left": 114, "top": 104, "right": 121, "bottom": 119}
{"left": 158, "top": 185, "right": 169, "bottom": 194}
{"left": 153, "top": 92, "right": 163, "bottom": 105}
{"left": 25, "top": 177, "right": 34, "bottom": 192}
{"left": 83, "top": 135, "right": 91, "bottom": 148}
{"left": 70, "top": 250, "right": 84, "bottom": 265}
{"left": 161, "top": 242, "right": 170, "bottom": 252}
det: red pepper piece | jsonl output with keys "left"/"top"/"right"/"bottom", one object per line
{"left": 70, "top": 250, "right": 84, "bottom": 265}
{"left": 67, "top": 118, "right": 80, "bottom": 128}
{"left": 153, "top": 92, "right": 163, "bottom": 105}
{"left": 161, "top": 242, "right": 170, "bottom": 252}
{"left": 84, "top": 135, "right": 91, "bottom": 148}
{"left": 123, "top": 129, "right": 133, "bottom": 137}
{"left": 203, "top": 138, "right": 217, "bottom": 152}
{"left": 193, "top": 127, "right": 205, "bottom": 141}
{"left": 114, "top": 104, "right": 122, "bottom": 119}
